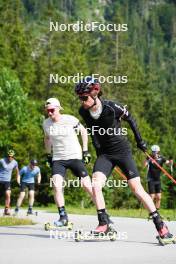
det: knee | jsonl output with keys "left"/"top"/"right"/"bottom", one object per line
{"left": 29, "top": 191, "right": 34, "bottom": 197}
{"left": 52, "top": 174, "right": 64, "bottom": 191}
{"left": 20, "top": 192, "right": 25, "bottom": 198}
{"left": 156, "top": 194, "right": 161, "bottom": 201}
{"left": 5, "top": 191, "right": 11, "bottom": 198}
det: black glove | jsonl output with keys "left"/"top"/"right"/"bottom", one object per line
{"left": 137, "top": 140, "right": 147, "bottom": 152}
{"left": 46, "top": 154, "right": 52, "bottom": 168}
{"left": 83, "top": 151, "right": 91, "bottom": 164}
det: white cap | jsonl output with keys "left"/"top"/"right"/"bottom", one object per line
{"left": 151, "top": 145, "right": 160, "bottom": 152}
{"left": 45, "top": 98, "right": 63, "bottom": 110}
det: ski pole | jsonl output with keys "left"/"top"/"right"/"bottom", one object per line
{"left": 114, "top": 167, "right": 127, "bottom": 180}
{"left": 145, "top": 152, "right": 176, "bottom": 185}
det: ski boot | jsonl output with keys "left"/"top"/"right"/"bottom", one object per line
{"left": 27, "top": 207, "right": 33, "bottom": 215}
{"left": 54, "top": 215, "right": 68, "bottom": 227}
{"left": 92, "top": 212, "right": 117, "bottom": 238}
{"left": 151, "top": 211, "right": 175, "bottom": 246}
{"left": 3, "top": 207, "right": 11, "bottom": 216}
{"left": 13, "top": 207, "right": 19, "bottom": 216}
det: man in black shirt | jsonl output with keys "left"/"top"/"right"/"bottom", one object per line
{"left": 145, "top": 145, "right": 173, "bottom": 210}
{"left": 75, "top": 77, "right": 173, "bottom": 241}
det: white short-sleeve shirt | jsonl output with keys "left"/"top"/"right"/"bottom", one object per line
{"left": 43, "top": 114, "right": 82, "bottom": 161}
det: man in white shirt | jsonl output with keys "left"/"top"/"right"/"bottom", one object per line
{"left": 43, "top": 98, "right": 93, "bottom": 227}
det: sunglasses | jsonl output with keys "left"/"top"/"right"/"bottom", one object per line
{"left": 47, "top": 108, "right": 55, "bottom": 114}
{"left": 79, "top": 95, "right": 89, "bottom": 102}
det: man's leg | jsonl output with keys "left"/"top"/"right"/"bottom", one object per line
{"left": 26, "top": 190, "right": 35, "bottom": 214}
{"left": 150, "top": 193, "right": 155, "bottom": 201}
{"left": 53, "top": 174, "right": 65, "bottom": 207}
{"left": 148, "top": 181, "right": 156, "bottom": 207}
{"left": 4, "top": 190, "right": 11, "bottom": 215}
{"left": 128, "top": 177, "right": 172, "bottom": 238}
{"left": 155, "top": 193, "right": 162, "bottom": 210}
{"left": 128, "top": 177, "right": 156, "bottom": 212}
{"left": 155, "top": 182, "right": 162, "bottom": 210}
{"left": 15, "top": 183, "right": 26, "bottom": 213}
{"left": 5, "top": 190, "right": 11, "bottom": 208}
{"left": 91, "top": 155, "right": 114, "bottom": 232}
{"left": 3, "top": 182, "right": 11, "bottom": 215}
{"left": 81, "top": 176, "right": 95, "bottom": 202}
{"left": 92, "top": 171, "right": 113, "bottom": 232}
{"left": 29, "top": 191, "right": 34, "bottom": 206}
{"left": 52, "top": 174, "right": 68, "bottom": 226}
{"left": 16, "top": 192, "right": 25, "bottom": 210}
{"left": 26, "top": 184, "right": 36, "bottom": 214}
{"left": 92, "top": 171, "right": 106, "bottom": 210}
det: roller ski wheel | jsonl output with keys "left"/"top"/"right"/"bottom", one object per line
{"left": 67, "top": 221, "right": 73, "bottom": 230}
{"left": 75, "top": 230, "right": 83, "bottom": 242}
{"left": 156, "top": 235, "right": 176, "bottom": 246}
{"left": 44, "top": 221, "right": 73, "bottom": 231}
{"left": 44, "top": 222, "right": 51, "bottom": 231}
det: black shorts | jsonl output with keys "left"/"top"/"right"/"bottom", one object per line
{"left": 0, "top": 181, "right": 11, "bottom": 191}
{"left": 52, "top": 159, "right": 88, "bottom": 178}
{"left": 20, "top": 182, "right": 35, "bottom": 192}
{"left": 93, "top": 154, "right": 139, "bottom": 180}
{"left": 148, "top": 181, "right": 161, "bottom": 194}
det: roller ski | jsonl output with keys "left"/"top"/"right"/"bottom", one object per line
{"left": 75, "top": 211, "right": 117, "bottom": 242}
{"left": 75, "top": 224, "right": 117, "bottom": 242}
{"left": 156, "top": 223, "right": 175, "bottom": 246}
{"left": 156, "top": 234, "right": 176, "bottom": 246}
{"left": 152, "top": 211, "right": 176, "bottom": 246}
{"left": 44, "top": 215, "right": 73, "bottom": 231}
{"left": 26, "top": 207, "right": 38, "bottom": 216}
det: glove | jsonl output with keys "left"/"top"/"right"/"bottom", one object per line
{"left": 46, "top": 154, "right": 52, "bottom": 168}
{"left": 83, "top": 151, "right": 91, "bottom": 164}
{"left": 137, "top": 140, "right": 147, "bottom": 152}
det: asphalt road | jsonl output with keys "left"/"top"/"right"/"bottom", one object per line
{"left": 0, "top": 209, "right": 176, "bottom": 264}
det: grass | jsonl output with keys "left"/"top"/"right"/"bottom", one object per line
{"left": 0, "top": 216, "right": 34, "bottom": 226}
{"left": 1, "top": 205, "right": 176, "bottom": 221}
{"left": 35, "top": 205, "right": 176, "bottom": 221}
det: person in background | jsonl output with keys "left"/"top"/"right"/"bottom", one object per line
{"left": 14, "top": 159, "right": 41, "bottom": 215}
{"left": 144, "top": 145, "right": 173, "bottom": 210}
{"left": 0, "top": 150, "right": 19, "bottom": 215}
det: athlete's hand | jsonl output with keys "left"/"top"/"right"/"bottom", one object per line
{"left": 137, "top": 140, "right": 147, "bottom": 152}
{"left": 83, "top": 151, "right": 91, "bottom": 164}
{"left": 46, "top": 154, "right": 52, "bottom": 168}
